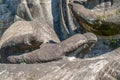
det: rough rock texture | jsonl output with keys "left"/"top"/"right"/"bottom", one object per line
{"left": 0, "top": 0, "right": 120, "bottom": 80}
{"left": 16, "top": 0, "right": 77, "bottom": 39}
{"left": 0, "top": 0, "right": 54, "bottom": 37}
{"left": 0, "top": 47, "right": 120, "bottom": 80}
{"left": 1, "top": 0, "right": 119, "bottom": 37}
{"left": 0, "top": 0, "right": 120, "bottom": 37}
{"left": 17, "top": 0, "right": 53, "bottom": 26}
{"left": 65, "top": 0, "right": 120, "bottom": 57}
{"left": 0, "top": 20, "right": 60, "bottom": 62}
{"left": 7, "top": 33, "right": 97, "bottom": 63}
{"left": 0, "top": 21, "right": 60, "bottom": 46}
{"left": 69, "top": 0, "right": 120, "bottom": 36}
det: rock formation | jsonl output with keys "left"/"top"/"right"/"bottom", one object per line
{"left": 0, "top": 47, "right": 120, "bottom": 80}
{"left": 0, "top": 20, "right": 60, "bottom": 62}
{"left": 69, "top": 0, "right": 120, "bottom": 36}
{"left": 0, "top": 0, "right": 120, "bottom": 80}
{"left": 7, "top": 33, "right": 97, "bottom": 63}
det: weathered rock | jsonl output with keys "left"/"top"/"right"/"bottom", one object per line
{"left": 69, "top": 0, "right": 120, "bottom": 36}
{"left": 0, "top": 0, "right": 56, "bottom": 37}
{"left": 16, "top": 0, "right": 53, "bottom": 26}
{"left": 0, "top": 21, "right": 60, "bottom": 62}
{"left": 0, "top": 0, "right": 120, "bottom": 80}
{"left": 59, "top": 0, "right": 120, "bottom": 58}
{"left": 1, "top": 0, "right": 120, "bottom": 37}
{"left": 7, "top": 33, "right": 97, "bottom": 63}
{"left": 0, "top": 47, "right": 120, "bottom": 80}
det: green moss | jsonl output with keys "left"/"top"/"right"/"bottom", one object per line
{"left": 107, "top": 39, "right": 120, "bottom": 49}
{"left": 20, "top": 61, "right": 27, "bottom": 64}
{"left": 92, "top": 20, "right": 120, "bottom": 36}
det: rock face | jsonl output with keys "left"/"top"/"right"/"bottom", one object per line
{"left": 0, "top": 0, "right": 120, "bottom": 80}
{"left": 0, "top": 20, "right": 60, "bottom": 62}
{"left": 0, "top": 0, "right": 55, "bottom": 37}
{"left": 0, "top": 48, "right": 120, "bottom": 80}
{"left": 17, "top": 0, "right": 53, "bottom": 25}
{"left": 69, "top": 0, "right": 120, "bottom": 36}
{"left": 0, "top": 0, "right": 120, "bottom": 37}
{"left": 7, "top": 33, "right": 97, "bottom": 63}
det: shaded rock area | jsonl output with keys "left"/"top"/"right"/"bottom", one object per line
{"left": 0, "top": 0, "right": 19, "bottom": 36}
{"left": 0, "top": 4, "right": 13, "bottom": 35}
